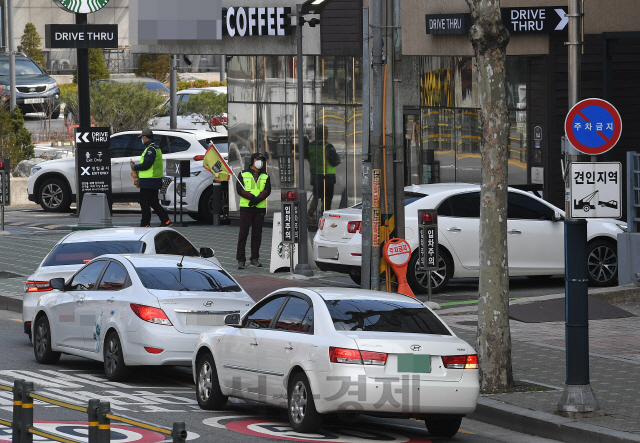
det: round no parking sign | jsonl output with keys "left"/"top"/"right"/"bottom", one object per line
{"left": 565, "top": 98, "right": 622, "bottom": 155}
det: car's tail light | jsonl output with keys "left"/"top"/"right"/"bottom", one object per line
{"left": 347, "top": 221, "right": 362, "bottom": 234}
{"left": 318, "top": 217, "right": 325, "bottom": 230}
{"left": 360, "top": 350, "right": 387, "bottom": 365}
{"left": 193, "top": 155, "right": 205, "bottom": 161}
{"left": 329, "top": 347, "right": 387, "bottom": 366}
{"left": 144, "top": 347, "right": 164, "bottom": 354}
{"left": 25, "top": 281, "right": 52, "bottom": 293}
{"left": 442, "top": 355, "right": 478, "bottom": 369}
{"left": 130, "top": 304, "right": 172, "bottom": 326}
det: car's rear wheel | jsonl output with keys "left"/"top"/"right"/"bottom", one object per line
{"left": 407, "top": 249, "right": 452, "bottom": 294}
{"left": 288, "top": 372, "right": 323, "bottom": 433}
{"left": 104, "top": 332, "right": 129, "bottom": 382}
{"left": 33, "top": 316, "right": 61, "bottom": 364}
{"left": 196, "top": 353, "right": 228, "bottom": 410}
{"left": 424, "top": 417, "right": 462, "bottom": 438}
{"left": 587, "top": 239, "right": 618, "bottom": 287}
{"left": 199, "top": 186, "right": 230, "bottom": 225}
{"left": 38, "top": 177, "right": 71, "bottom": 212}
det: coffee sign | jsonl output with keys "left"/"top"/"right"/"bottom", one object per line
{"left": 54, "top": 0, "right": 110, "bottom": 14}
{"left": 223, "top": 7, "right": 292, "bottom": 37}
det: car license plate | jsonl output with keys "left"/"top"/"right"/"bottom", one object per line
{"left": 185, "top": 313, "right": 225, "bottom": 326}
{"left": 397, "top": 354, "right": 431, "bottom": 373}
{"left": 24, "top": 98, "right": 45, "bottom": 104}
{"left": 318, "top": 246, "right": 339, "bottom": 260}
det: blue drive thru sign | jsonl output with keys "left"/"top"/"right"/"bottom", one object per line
{"left": 565, "top": 98, "right": 622, "bottom": 155}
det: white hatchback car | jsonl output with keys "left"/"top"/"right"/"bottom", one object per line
{"left": 33, "top": 254, "right": 254, "bottom": 381}
{"left": 27, "top": 129, "right": 227, "bottom": 212}
{"left": 22, "top": 227, "right": 221, "bottom": 339}
{"left": 313, "top": 184, "right": 627, "bottom": 293}
{"left": 193, "top": 288, "right": 479, "bottom": 437}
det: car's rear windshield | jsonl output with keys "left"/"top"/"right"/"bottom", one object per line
{"left": 199, "top": 138, "right": 229, "bottom": 153}
{"left": 351, "top": 192, "right": 426, "bottom": 210}
{"left": 43, "top": 241, "right": 144, "bottom": 266}
{"left": 136, "top": 267, "right": 242, "bottom": 292}
{"left": 325, "top": 299, "right": 451, "bottom": 335}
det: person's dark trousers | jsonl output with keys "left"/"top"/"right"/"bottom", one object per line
{"left": 140, "top": 187, "right": 170, "bottom": 226}
{"left": 236, "top": 210, "right": 265, "bottom": 262}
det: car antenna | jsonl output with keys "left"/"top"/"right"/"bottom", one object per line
{"left": 177, "top": 255, "right": 185, "bottom": 268}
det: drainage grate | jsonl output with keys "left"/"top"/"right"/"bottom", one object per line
{"left": 0, "top": 271, "right": 25, "bottom": 279}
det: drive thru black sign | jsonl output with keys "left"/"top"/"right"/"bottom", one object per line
{"left": 45, "top": 24, "right": 118, "bottom": 49}
{"left": 501, "top": 7, "right": 568, "bottom": 33}
{"left": 75, "top": 127, "right": 112, "bottom": 209}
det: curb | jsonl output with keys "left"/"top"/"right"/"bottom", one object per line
{"left": 470, "top": 397, "right": 640, "bottom": 443}
{"left": 0, "top": 292, "right": 22, "bottom": 313}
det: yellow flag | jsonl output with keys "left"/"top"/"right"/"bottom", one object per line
{"left": 203, "top": 144, "right": 232, "bottom": 181}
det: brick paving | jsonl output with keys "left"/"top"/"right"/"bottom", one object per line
{"left": 444, "top": 302, "right": 640, "bottom": 434}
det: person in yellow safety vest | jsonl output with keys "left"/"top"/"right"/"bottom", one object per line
{"left": 236, "top": 152, "right": 271, "bottom": 269}
{"left": 305, "top": 125, "right": 340, "bottom": 221}
{"left": 130, "top": 128, "right": 172, "bottom": 228}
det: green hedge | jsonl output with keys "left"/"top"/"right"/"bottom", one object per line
{"left": 177, "top": 79, "right": 227, "bottom": 91}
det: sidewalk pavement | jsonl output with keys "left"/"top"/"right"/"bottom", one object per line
{"left": 1, "top": 222, "right": 640, "bottom": 441}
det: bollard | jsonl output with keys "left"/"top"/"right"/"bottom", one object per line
{"left": 20, "top": 381, "right": 34, "bottom": 443}
{"left": 97, "top": 401, "right": 110, "bottom": 443}
{"left": 87, "top": 399, "right": 100, "bottom": 443}
{"left": 12, "top": 379, "right": 23, "bottom": 443}
{"left": 171, "top": 422, "right": 187, "bottom": 443}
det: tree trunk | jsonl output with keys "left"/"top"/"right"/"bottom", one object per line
{"left": 465, "top": 0, "right": 514, "bottom": 391}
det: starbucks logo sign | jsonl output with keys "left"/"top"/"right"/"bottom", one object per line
{"left": 54, "top": 0, "right": 110, "bottom": 14}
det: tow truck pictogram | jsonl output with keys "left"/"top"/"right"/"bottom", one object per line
{"left": 574, "top": 190, "right": 598, "bottom": 212}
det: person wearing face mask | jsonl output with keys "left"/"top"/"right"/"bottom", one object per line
{"left": 236, "top": 152, "right": 271, "bottom": 269}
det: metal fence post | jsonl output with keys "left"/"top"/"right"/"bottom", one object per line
{"left": 87, "top": 399, "right": 100, "bottom": 443}
{"left": 97, "top": 401, "right": 110, "bottom": 443}
{"left": 12, "top": 379, "right": 23, "bottom": 443}
{"left": 171, "top": 422, "right": 187, "bottom": 443}
{"left": 20, "top": 382, "right": 33, "bottom": 443}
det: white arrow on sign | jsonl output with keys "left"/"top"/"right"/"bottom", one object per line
{"left": 75, "top": 132, "right": 91, "bottom": 143}
{"left": 555, "top": 8, "right": 568, "bottom": 30}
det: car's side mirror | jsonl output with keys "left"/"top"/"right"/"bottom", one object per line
{"left": 200, "top": 247, "right": 214, "bottom": 258}
{"left": 224, "top": 313, "right": 241, "bottom": 327}
{"left": 553, "top": 211, "right": 563, "bottom": 222}
{"left": 50, "top": 278, "right": 65, "bottom": 291}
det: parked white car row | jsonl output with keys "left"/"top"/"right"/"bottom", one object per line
{"left": 313, "top": 183, "right": 627, "bottom": 293}
{"left": 25, "top": 227, "right": 480, "bottom": 436}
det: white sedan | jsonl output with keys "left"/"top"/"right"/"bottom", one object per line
{"left": 33, "top": 254, "right": 254, "bottom": 381}
{"left": 193, "top": 288, "right": 479, "bottom": 437}
{"left": 22, "top": 227, "right": 220, "bottom": 339}
{"left": 313, "top": 183, "right": 627, "bottom": 293}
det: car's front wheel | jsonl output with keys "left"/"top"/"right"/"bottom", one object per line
{"left": 196, "top": 353, "right": 228, "bottom": 410}
{"left": 104, "top": 332, "right": 129, "bottom": 382}
{"left": 288, "top": 372, "right": 323, "bottom": 433}
{"left": 407, "top": 249, "right": 453, "bottom": 294}
{"left": 38, "top": 177, "right": 71, "bottom": 212}
{"left": 199, "top": 185, "right": 230, "bottom": 225}
{"left": 587, "top": 239, "right": 618, "bottom": 287}
{"left": 33, "top": 316, "right": 61, "bottom": 364}
{"left": 424, "top": 417, "right": 462, "bottom": 438}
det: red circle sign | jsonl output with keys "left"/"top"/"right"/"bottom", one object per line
{"left": 565, "top": 98, "right": 622, "bottom": 155}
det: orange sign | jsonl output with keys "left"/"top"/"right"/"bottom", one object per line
{"left": 383, "top": 238, "right": 415, "bottom": 298}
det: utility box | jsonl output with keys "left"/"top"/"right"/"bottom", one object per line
{"left": 619, "top": 152, "right": 640, "bottom": 285}
{"left": 77, "top": 193, "right": 113, "bottom": 228}
{"left": 0, "top": 159, "right": 10, "bottom": 206}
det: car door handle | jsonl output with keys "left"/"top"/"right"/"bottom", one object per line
{"left": 250, "top": 341, "right": 259, "bottom": 346}
{"left": 284, "top": 345, "right": 294, "bottom": 350}
{"left": 447, "top": 227, "right": 461, "bottom": 233}
{"left": 76, "top": 297, "right": 84, "bottom": 304}
{"left": 107, "top": 297, "right": 115, "bottom": 303}
{"left": 508, "top": 229, "right": 522, "bottom": 235}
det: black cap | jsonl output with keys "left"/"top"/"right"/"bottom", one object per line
{"left": 138, "top": 128, "right": 153, "bottom": 138}
{"left": 250, "top": 152, "right": 267, "bottom": 162}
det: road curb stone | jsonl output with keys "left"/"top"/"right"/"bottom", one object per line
{"left": 470, "top": 397, "right": 640, "bottom": 443}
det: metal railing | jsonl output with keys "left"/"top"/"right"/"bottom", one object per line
{"left": 1, "top": 379, "right": 187, "bottom": 443}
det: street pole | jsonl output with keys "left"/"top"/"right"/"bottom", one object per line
{"left": 392, "top": 0, "right": 405, "bottom": 241}
{"left": 75, "top": 13, "right": 90, "bottom": 215}
{"left": 370, "top": 0, "right": 383, "bottom": 290}
{"left": 294, "top": 3, "right": 313, "bottom": 277}
{"left": 220, "top": 55, "right": 226, "bottom": 82}
{"left": 557, "top": 0, "right": 601, "bottom": 417}
{"left": 170, "top": 55, "right": 177, "bottom": 130}
{"left": 360, "top": 7, "right": 372, "bottom": 289}
{"left": 7, "top": 0, "right": 15, "bottom": 110}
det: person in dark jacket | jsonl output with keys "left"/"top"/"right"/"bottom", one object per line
{"left": 236, "top": 152, "right": 271, "bottom": 269}
{"left": 130, "top": 128, "right": 172, "bottom": 227}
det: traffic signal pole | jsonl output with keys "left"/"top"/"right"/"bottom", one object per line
{"left": 370, "top": 0, "right": 383, "bottom": 290}
{"left": 557, "top": 0, "right": 601, "bottom": 417}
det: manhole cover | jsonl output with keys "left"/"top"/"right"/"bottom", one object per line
{"left": 0, "top": 271, "right": 24, "bottom": 279}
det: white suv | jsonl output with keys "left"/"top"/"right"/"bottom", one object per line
{"left": 27, "top": 129, "right": 227, "bottom": 212}
{"left": 151, "top": 87, "right": 228, "bottom": 131}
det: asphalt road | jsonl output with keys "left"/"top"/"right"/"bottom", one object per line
{"left": 0, "top": 206, "right": 567, "bottom": 305}
{"left": 23, "top": 113, "right": 66, "bottom": 143}
{"left": 0, "top": 309, "right": 557, "bottom": 443}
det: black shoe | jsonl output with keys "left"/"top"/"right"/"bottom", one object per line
{"left": 250, "top": 259, "right": 262, "bottom": 267}
{"left": 160, "top": 220, "right": 173, "bottom": 227}
{"left": 238, "top": 261, "right": 246, "bottom": 269}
